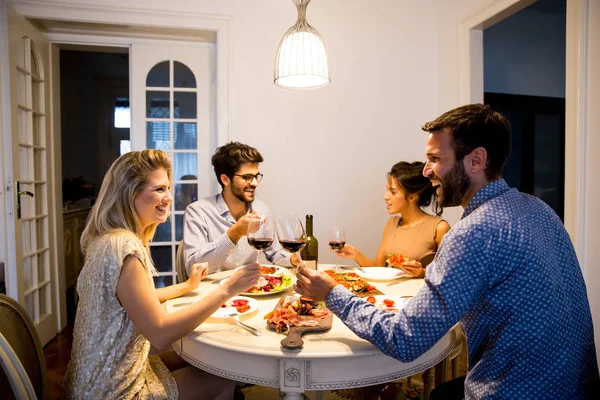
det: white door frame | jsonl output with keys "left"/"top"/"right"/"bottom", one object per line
{"left": 7, "top": 0, "right": 231, "bottom": 331}
{"left": 457, "top": 0, "right": 589, "bottom": 268}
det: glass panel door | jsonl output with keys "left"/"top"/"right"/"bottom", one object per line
{"left": 131, "top": 43, "right": 213, "bottom": 285}
{"left": 3, "top": 3, "right": 57, "bottom": 345}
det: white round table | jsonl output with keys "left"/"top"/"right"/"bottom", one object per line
{"left": 164, "top": 265, "right": 458, "bottom": 399}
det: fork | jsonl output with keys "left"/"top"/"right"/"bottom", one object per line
{"left": 226, "top": 313, "right": 261, "bottom": 336}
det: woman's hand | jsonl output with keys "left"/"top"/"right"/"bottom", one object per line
{"left": 394, "top": 260, "right": 424, "bottom": 278}
{"left": 220, "top": 263, "right": 261, "bottom": 296}
{"left": 187, "top": 262, "right": 209, "bottom": 291}
{"left": 336, "top": 244, "right": 361, "bottom": 259}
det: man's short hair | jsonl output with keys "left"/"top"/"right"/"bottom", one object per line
{"left": 211, "top": 142, "right": 264, "bottom": 188}
{"left": 421, "top": 104, "right": 511, "bottom": 180}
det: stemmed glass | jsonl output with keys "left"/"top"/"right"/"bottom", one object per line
{"left": 247, "top": 213, "right": 275, "bottom": 263}
{"left": 329, "top": 225, "right": 347, "bottom": 272}
{"left": 275, "top": 213, "right": 307, "bottom": 269}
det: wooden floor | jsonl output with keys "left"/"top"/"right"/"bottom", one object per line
{"left": 44, "top": 324, "right": 74, "bottom": 399}
{"left": 43, "top": 324, "right": 467, "bottom": 399}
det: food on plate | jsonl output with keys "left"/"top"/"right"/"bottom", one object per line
{"left": 245, "top": 273, "right": 293, "bottom": 294}
{"left": 218, "top": 297, "right": 254, "bottom": 315}
{"left": 260, "top": 265, "right": 278, "bottom": 275}
{"left": 366, "top": 295, "right": 376, "bottom": 304}
{"left": 235, "top": 304, "right": 251, "bottom": 313}
{"left": 324, "top": 269, "right": 380, "bottom": 295}
{"left": 264, "top": 295, "right": 331, "bottom": 333}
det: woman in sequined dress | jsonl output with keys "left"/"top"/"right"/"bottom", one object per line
{"left": 62, "top": 150, "right": 261, "bottom": 399}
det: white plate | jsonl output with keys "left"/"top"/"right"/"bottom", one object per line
{"left": 219, "top": 272, "right": 294, "bottom": 297}
{"left": 210, "top": 296, "right": 259, "bottom": 318}
{"left": 366, "top": 295, "right": 407, "bottom": 312}
{"left": 354, "top": 267, "right": 406, "bottom": 281}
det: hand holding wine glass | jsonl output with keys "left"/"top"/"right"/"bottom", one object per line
{"left": 329, "top": 225, "right": 346, "bottom": 272}
{"left": 247, "top": 212, "right": 275, "bottom": 263}
{"left": 276, "top": 213, "right": 307, "bottom": 270}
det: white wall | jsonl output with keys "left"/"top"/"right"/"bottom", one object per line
{"left": 483, "top": 4, "right": 566, "bottom": 98}
{"left": 42, "top": 0, "right": 474, "bottom": 263}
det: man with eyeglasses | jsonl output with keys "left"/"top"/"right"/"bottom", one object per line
{"left": 183, "top": 141, "right": 296, "bottom": 274}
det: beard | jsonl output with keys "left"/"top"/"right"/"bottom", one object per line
{"left": 435, "top": 160, "right": 472, "bottom": 207}
{"left": 231, "top": 184, "right": 255, "bottom": 204}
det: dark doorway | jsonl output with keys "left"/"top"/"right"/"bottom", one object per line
{"left": 485, "top": 93, "right": 565, "bottom": 220}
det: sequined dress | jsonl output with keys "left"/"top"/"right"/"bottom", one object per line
{"left": 62, "top": 230, "right": 178, "bottom": 399}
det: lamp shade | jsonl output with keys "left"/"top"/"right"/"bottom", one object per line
{"left": 274, "top": 0, "right": 330, "bottom": 89}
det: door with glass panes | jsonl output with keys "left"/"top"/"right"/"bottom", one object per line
{"left": 1, "top": 3, "right": 57, "bottom": 345}
{"left": 131, "top": 43, "right": 213, "bottom": 286}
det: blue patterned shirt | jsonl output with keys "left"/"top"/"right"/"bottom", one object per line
{"left": 327, "top": 179, "right": 599, "bottom": 399}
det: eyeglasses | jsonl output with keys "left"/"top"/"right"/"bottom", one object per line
{"left": 233, "top": 173, "right": 263, "bottom": 183}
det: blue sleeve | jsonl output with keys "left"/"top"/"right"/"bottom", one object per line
{"left": 326, "top": 226, "right": 491, "bottom": 362}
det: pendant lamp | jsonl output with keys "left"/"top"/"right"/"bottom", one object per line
{"left": 274, "top": 0, "right": 330, "bottom": 89}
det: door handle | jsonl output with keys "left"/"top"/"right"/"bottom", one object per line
{"left": 16, "top": 181, "right": 34, "bottom": 219}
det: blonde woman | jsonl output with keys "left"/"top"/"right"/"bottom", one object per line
{"left": 62, "top": 150, "right": 261, "bottom": 400}
{"left": 336, "top": 161, "right": 450, "bottom": 278}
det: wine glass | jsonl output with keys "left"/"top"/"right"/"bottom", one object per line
{"left": 275, "top": 213, "right": 307, "bottom": 270}
{"left": 329, "top": 225, "right": 346, "bottom": 272}
{"left": 247, "top": 212, "right": 275, "bottom": 263}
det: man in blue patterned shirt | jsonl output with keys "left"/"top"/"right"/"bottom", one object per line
{"left": 295, "top": 104, "right": 599, "bottom": 399}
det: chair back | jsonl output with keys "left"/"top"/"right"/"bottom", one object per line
{"left": 176, "top": 241, "right": 188, "bottom": 282}
{"left": 0, "top": 294, "right": 49, "bottom": 399}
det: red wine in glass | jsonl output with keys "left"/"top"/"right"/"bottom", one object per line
{"left": 247, "top": 213, "right": 275, "bottom": 262}
{"left": 248, "top": 237, "right": 274, "bottom": 251}
{"left": 328, "top": 240, "right": 346, "bottom": 251}
{"left": 279, "top": 239, "right": 307, "bottom": 253}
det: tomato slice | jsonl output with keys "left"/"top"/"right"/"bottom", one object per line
{"left": 231, "top": 299, "right": 249, "bottom": 306}
{"left": 236, "top": 304, "right": 251, "bottom": 313}
{"left": 383, "top": 299, "right": 395, "bottom": 307}
{"left": 366, "top": 296, "right": 376, "bottom": 304}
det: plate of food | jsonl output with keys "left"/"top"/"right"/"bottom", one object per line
{"left": 364, "top": 295, "right": 408, "bottom": 313}
{"left": 354, "top": 267, "right": 406, "bottom": 281}
{"left": 323, "top": 269, "right": 383, "bottom": 297}
{"left": 220, "top": 265, "right": 294, "bottom": 296}
{"left": 210, "top": 296, "right": 259, "bottom": 319}
{"left": 264, "top": 295, "right": 333, "bottom": 349}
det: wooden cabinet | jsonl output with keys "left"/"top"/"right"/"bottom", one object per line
{"left": 63, "top": 208, "right": 90, "bottom": 289}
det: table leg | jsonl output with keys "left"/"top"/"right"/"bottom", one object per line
{"left": 280, "top": 392, "right": 305, "bottom": 400}
{"left": 422, "top": 367, "right": 434, "bottom": 400}
{"left": 435, "top": 358, "right": 449, "bottom": 387}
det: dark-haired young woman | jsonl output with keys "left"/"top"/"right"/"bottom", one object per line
{"left": 336, "top": 161, "right": 450, "bottom": 277}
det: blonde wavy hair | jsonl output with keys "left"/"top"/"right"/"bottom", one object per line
{"left": 81, "top": 149, "right": 172, "bottom": 254}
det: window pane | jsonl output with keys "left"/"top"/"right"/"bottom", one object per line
{"left": 174, "top": 92, "right": 196, "bottom": 119}
{"left": 146, "top": 91, "right": 170, "bottom": 118}
{"left": 174, "top": 61, "right": 196, "bottom": 88}
{"left": 114, "top": 99, "right": 130, "bottom": 128}
{"left": 146, "top": 122, "right": 171, "bottom": 150}
{"left": 150, "top": 246, "right": 172, "bottom": 273}
{"left": 175, "top": 183, "right": 197, "bottom": 211}
{"left": 173, "top": 153, "right": 197, "bottom": 181}
{"left": 146, "top": 61, "right": 169, "bottom": 87}
{"left": 153, "top": 275, "right": 173, "bottom": 288}
{"left": 32, "top": 81, "right": 41, "bottom": 112}
{"left": 31, "top": 48, "right": 39, "bottom": 77}
{"left": 154, "top": 218, "right": 172, "bottom": 242}
{"left": 120, "top": 140, "right": 131, "bottom": 156}
{"left": 33, "top": 116, "right": 42, "bottom": 147}
{"left": 176, "top": 214, "right": 184, "bottom": 241}
{"left": 174, "top": 122, "right": 197, "bottom": 150}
